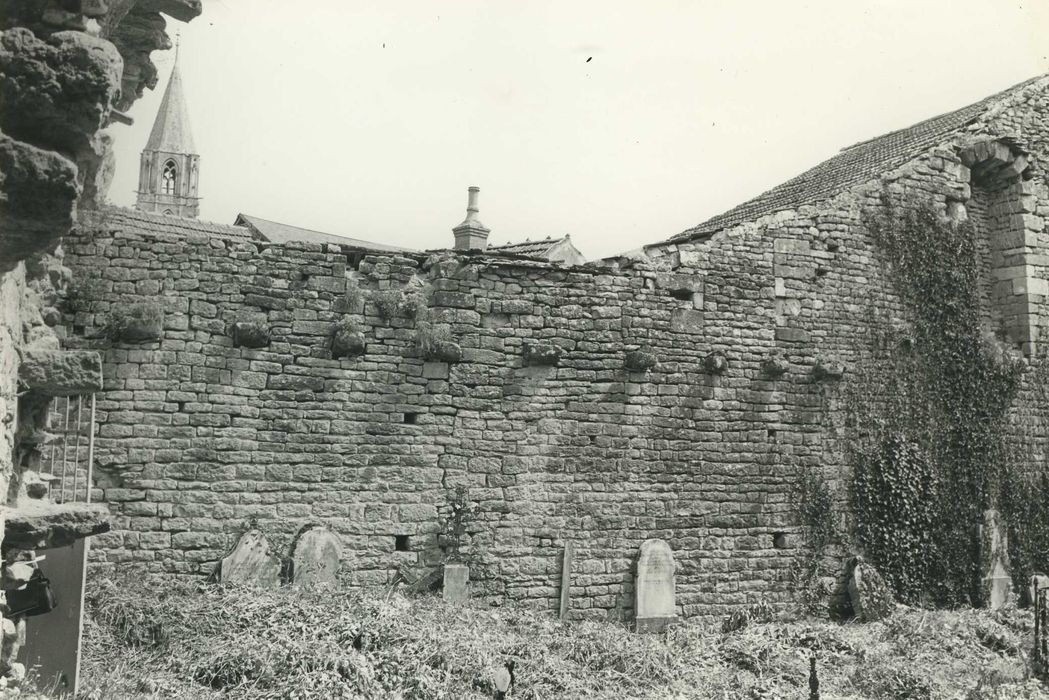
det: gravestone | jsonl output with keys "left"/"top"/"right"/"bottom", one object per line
{"left": 291, "top": 526, "right": 341, "bottom": 588}
{"left": 977, "top": 509, "right": 1013, "bottom": 609}
{"left": 635, "top": 539, "right": 676, "bottom": 633}
{"left": 443, "top": 563, "right": 470, "bottom": 603}
{"left": 847, "top": 557, "right": 894, "bottom": 622}
{"left": 218, "top": 529, "right": 280, "bottom": 588}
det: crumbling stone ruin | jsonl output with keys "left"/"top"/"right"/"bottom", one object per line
{"left": 0, "top": 0, "right": 200, "bottom": 688}
{"left": 40, "top": 73, "right": 1049, "bottom": 625}
{"left": 4, "top": 3, "right": 1049, "bottom": 665}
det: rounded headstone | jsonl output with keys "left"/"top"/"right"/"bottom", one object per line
{"left": 291, "top": 526, "right": 342, "bottom": 588}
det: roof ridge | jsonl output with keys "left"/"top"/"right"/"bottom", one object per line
{"left": 666, "top": 72, "right": 1049, "bottom": 244}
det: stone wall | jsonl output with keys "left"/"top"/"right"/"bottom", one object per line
{"left": 61, "top": 79, "right": 1049, "bottom": 621}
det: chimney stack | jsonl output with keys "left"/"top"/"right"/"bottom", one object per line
{"left": 453, "top": 186, "right": 490, "bottom": 251}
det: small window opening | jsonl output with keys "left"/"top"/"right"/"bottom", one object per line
{"left": 669, "top": 288, "right": 693, "bottom": 301}
{"left": 73, "top": 324, "right": 85, "bottom": 336}
{"left": 161, "top": 160, "right": 177, "bottom": 195}
{"left": 395, "top": 535, "right": 411, "bottom": 552}
{"left": 767, "top": 428, "right": 777, "bottom": 440}
{"left": 403, "top": 412, "right": 418, "bottom": 424}
{"left": 773, "top": 532, "right": 789, "bottom": 549}
{"left": 816, "top": 267, "right": 828, "bottom": 277}
{"left": 348, "top": 253, "right": 366, "bottom": 271}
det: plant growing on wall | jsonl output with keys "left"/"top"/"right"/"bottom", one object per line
{"left": 439, "top": 486, "right": 478, "bottom": 563}
{"left": 846, "top": 194, "right": 1027, "bottom": 605}
{"left": 104, "top": 300, "right": 164, "bottom": 342}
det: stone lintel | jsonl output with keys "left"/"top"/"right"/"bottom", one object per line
{"left": 3, "top": 502, "right": 111, "bottom": 550}
{"left": 18, "top": 349, "right": 103, "bottom": 395}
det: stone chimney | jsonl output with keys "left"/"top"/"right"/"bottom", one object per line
{"left": 453, "top": 186, "right": 490, "bottom": 251}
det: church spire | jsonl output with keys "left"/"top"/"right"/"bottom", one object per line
{"left": 135, "top": 49, "right": 200, "bottom": 218}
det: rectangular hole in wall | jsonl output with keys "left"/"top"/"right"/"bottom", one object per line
{"left": 669, "top": 288, "right": 693, "bottom": 301}
{"left": 395, "top": 535, "right": 410, "bottom": 552}
{"left": 73, "top": 324, "right": 85, "bottom": 336}
{"left": 348, "top": 253, "right": 365, "bottom": 271}
{"left": 773, "top": 532, "right": 789, "bottom": 549}
{"left": 767, "top": 429, "right": 777, "bottom": 441}
{"left": 403, "top": 412, "right": 418, "bottom": 424}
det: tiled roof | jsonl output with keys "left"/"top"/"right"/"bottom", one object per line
{"left": 83, "top": 206, "right": 256, "bottom": 241}
{"left": 668, "top": 74, "right": 1047, "bottom": 242}
{"left": 487, "top": 236, "right": 566, "bottom": 257}
{"left": 145, "top": 60, "right": 196, "bottom": 155}
{"left": 234, "top": 214, "right": 417, "bottom": 252}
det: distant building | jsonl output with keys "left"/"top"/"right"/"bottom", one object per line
{"left": 487, "top": 235, "right": 586, "bottom": 265}
{"left": 233, "top": 213, "right": 416, "bottom": 252}
{"left": 135, "top": 54, "right": 200, "bottom": 218}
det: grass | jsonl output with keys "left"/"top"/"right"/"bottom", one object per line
{"left": 71, "top": 573, "right": 1049, "bottom": 699}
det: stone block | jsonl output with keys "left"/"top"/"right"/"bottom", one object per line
{"left": 19, "top": 349, "right": 103, "bottom": 395}
{"left": 332, "top": 327, "right": 366, "bottom": 359}
{"left": 670, "top": 309, "right": 704, "bottom": 333}
{"left": 523, "top": 342, "right": 562, "bottom": 366}
{"left": 624, "top": 350, "right": 658, "bottom": 372}
{"left": 232, "top": 321, "right": 270, "bottom": 348}
{"left": 775, "top": 327, "right": 810, "bottom": 343}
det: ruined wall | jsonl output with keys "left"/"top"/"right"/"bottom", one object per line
{"left": 60, "top": 80, "right": 1049, "bottom": 621}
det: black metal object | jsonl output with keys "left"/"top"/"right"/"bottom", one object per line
{"left": 5, "top": 568, "right": 58, "bottom": 617}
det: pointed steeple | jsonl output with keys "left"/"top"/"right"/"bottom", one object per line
{"left": 136, "top": 47, "right": 201, "bottom": 219}
{"left": 145, "top": 53, "right": 196, "bottom": 155}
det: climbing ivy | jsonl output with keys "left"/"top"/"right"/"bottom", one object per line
{"left": 848, "top": 194, "right": 1026, "bottom": 605}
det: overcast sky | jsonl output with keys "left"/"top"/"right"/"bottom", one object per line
{"left": 106, "top": 1, "right": 1049, "bottom": 259}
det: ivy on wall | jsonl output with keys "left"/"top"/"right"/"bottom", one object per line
{"left": 846, "top": 194, "right": 1026, "bottom": 605}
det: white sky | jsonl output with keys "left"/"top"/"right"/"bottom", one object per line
{"left": 106, "top": 1, "right": 1049, "bottom": 259}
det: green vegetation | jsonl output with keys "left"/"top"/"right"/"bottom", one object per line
{"left": 76, "top": 574, "right": 1047, "bottom": 699}
{"left": 846, "top": 195, "right": 1030, "bottom": 605}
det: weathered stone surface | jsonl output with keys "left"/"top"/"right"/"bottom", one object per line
{"left": 3, "top": 502, "right": 110, "bottom": 550}
{"left": 218, "top": 529, "right": 280, "bottom": 588}
{"left": 291, "top": 526, "right": 341, "bottom": 588}
{"left": 425, "top": 340, "right": 462, "bottom": 363}
{"left": 522, "top": 342, "right": 561, "bottom": 366}
{"left": 636, "top": 539, "right": 676, "bottom": 632}
{"left": 331, "top": 327, "right": 366, "bottom": 359}
{"left": 703, "top": 351, "right": 728, "bottom": 374}
{"left": 978, "top": 509, "right": 1013, "bottom": 609}
{"left": 847, "top": 558, "right": 894, "bottom": 622}
{"left": 0, "top": 28, "right": 122, "bottom": 157}
{"left": 231, "top": 321, "right": 270, "bottom": 348}
{"left": 18, "top": 349, "right": 102, "bottom": 395}
{"left": 0, "top": 135, "right": 78, "bottom": 267}
{"left": 813, "top": 358, "right": 845, "bottom": 380}
{"left": 762, "top": 353, "right": 789, "bottom": 377}
{"left": 670, "top": 308, "right": 704, "bottom": 333}
{"left": 624, "top": 350, "right": 658, "bottom": 372}
{"left": 443, "top": 562, "right": 470, "bottom": 603}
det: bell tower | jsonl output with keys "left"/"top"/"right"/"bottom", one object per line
{"left": 135, "top": 48, "right": 200, "bottom": 218}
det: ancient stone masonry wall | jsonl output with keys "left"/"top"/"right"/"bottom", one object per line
{"left": 61, "top": 80, "right": 1049, "bottom": 622}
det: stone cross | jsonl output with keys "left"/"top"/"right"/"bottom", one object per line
{"left": 219, "top": 529, "right": 280, "bottom": 588}
{"left": 977, "top": 509, "right": 1013, "bottom": 609}
{"left": 635, "top": 538, "right": 676, "bottom": 633}
{"left": 291, "top": 526, "right": 341, "bottom": 588}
